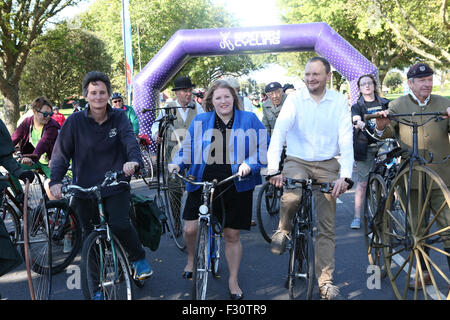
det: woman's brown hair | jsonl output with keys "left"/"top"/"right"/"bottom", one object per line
{"left": 203, "top": 80, "right": 243, "bottom": 112}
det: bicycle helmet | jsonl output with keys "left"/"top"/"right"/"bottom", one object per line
{"left": 111, "top": 92, "right": 123, "bottom": 100}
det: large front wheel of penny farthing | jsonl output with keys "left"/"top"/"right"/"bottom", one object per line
{"left": 161, "top": 124, "right": 185, "bottom": 251}
{"left": 382, "top": 165, "right": 450, "bottom": 300}
{"left": 364, "top": 174, "right": 387, "bottom": 277}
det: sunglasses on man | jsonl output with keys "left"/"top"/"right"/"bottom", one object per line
{"left": 37, "top": 110, "right": 54, "bottom": 117}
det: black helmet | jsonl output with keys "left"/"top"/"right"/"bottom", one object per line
{"left": 111, "top": 92, "right": 123, "bottom": 100}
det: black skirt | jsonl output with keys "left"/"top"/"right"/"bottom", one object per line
{"left": 182, "top": 165, "right": 254, "bottom": 231}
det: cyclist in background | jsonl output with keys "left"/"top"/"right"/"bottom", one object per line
{"left": 350, "top": 74, "right": 389, "bottom": 230}
{"left": 262, "top": 82, "right": 288, "bottom": 137}
{"left": 10, "top": 96, "right": 60, "bottom": 193}
{"left": 49, "top": 71, "right": 153, "bottom": 295}
{"left": 51, "top": 105, "right": 66, "bottom": 127}
{"left": 111, "top": 92, "right": 140, "bottom": 135}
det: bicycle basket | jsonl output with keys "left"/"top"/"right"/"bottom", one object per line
{"left": 130, "top": 193, "right": 165, "bottom": 251}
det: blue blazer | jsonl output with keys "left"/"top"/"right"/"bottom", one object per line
{"left": 172, "top": 108, "right": 269, "bottom": 192}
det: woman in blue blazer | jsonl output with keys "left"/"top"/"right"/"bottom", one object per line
{"left": 169, "top": 80, "right": 269, "bottom": 300}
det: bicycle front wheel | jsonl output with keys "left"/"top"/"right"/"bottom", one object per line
{"left": 1, "top": 201, "right": 21, "bottom": 244}
{"left": 382, "top": 165, "right": 450, "bottom": 300}
{"left": 81, "top": 230, "right": 134, "bottom": 300}
{"left": 288, "top": 230, "right": 315, "bottom": 300}
{"left": 256, "top": 181, "right": 282, "bottom": 243}
{"left": 193, "top": 219, "right": 210, "bottom": 300}
{"left": 364, "top": 174, "right": 387, "bottom": 275}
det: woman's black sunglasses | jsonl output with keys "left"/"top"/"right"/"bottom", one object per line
{"left": 37, "top": 110, "right": 54, "bottom": 117}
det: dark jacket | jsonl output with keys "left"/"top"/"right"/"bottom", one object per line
{"left": 351, "top": 95, "right": 389, "bottom": 161}
{"left": 0, "top": 119, "right": 23, "bottom": 276}
{"left": 49, "top": 105, "right": 143, "bottom": 198}
{"left": 11, "top": 116, "right": 60, "bottom": 161}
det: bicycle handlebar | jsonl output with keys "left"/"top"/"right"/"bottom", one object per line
{"left": 364, "top": 111, "right": 447, "bottom": 121}
{"left": 61, "top": 170, "right": 129, "bottom": 194}
{"left": 172, "top": 171, "right": 242, "bottom": 187}
{"left": 285, "top": 177, "right": 354, "bottom": 193}
{"left": 0, "top": 175, "right": 9, "bottom": 181}
{"left": 141, "top": 104, "right": 195, "bottom": 114}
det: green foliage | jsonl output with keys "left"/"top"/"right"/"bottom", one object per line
{"left": 79, "top": 0, "right": 261, "bottom": 94}
{"left": 384, "top": 71, "right": 403, "bottom": 90}
{"left": 277, "top": 0, "right": 414, "bottom": 85}
{"left": 19, "top": 22, "right": 112, "bottom": 106}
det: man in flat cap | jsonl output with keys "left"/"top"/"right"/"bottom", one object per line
{"left": 375, "top": 62, "right": 450, "bottom": 288}
{"left": 262, "top": 81, "right": 288, "bottom": 136}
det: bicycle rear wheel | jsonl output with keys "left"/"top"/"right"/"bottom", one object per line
{"left": 382, "top": 165, "right": 450, "bottom": 300}
{"left": 364, "top": 174, "right": 387, "bottom": 276}
{"left": 22, "top": 180, "right": 52, "bottom": 300}
{"left": 288, "top": 229, "right": 315, "bottom": 300}
{"left": 256, "top": 181, "right": 282, "bottom": 243}
{"left": 47, "top": 200, "right": 82, "bottom": 274}
{"left": 193, "top": 219, "right": 210, "bottom": 300}
{"left": 81, "top": 230, "right": 134, "bottom": 300}
{"left": 140, "top": 144, "right": 154, "bottom": 186}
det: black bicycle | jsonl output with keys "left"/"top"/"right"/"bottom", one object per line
{"left": 359, "top": 126, "right": 403, "bottom": 276}
{"left": 142, "top": 105, "right": 186, "bottom": 250}
{"left": 267, "top": 173, "right": 354, "bottom": 300}
{"left": 61, "top": 171, "right": 141, "bottom": 300}
{"left": 173, "top": 171, "right": 240, "bottom": 300}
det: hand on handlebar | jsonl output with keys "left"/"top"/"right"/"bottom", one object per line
{"left": 331, "top": 177, "right": 350, "bottom": 199}
{"left": 238, "top": 163, "right": 251, "bottom": 177}
{"left": 168, "top": 163, "right": 180, "bottom": 175}
{"left": 374, "top": 110, "right": 390, "bottom": 131}
{"left": 50, "top": 183, "right": 63, "bottom": 200}
{"left": 21, "top": 157, "right": 34, "bottom": 166}
{"left": 268, "top": 172, "right": 283, "bottom": 188}
{"left": 123, "top": 161, "right": 140, "bottom": 177}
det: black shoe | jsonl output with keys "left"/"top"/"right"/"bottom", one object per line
{"left": 229, "top": 291, "right": 244, "bottom": 300}
{"left": 182, "top": 271, "right": 192, "bottom": 279}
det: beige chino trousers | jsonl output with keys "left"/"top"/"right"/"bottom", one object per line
{"left": 279, "top": 156, "right": 340, "bottom": 287}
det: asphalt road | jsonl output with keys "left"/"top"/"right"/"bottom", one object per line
{"left": 0, "top": 174, "right": 398, "bottom": 301}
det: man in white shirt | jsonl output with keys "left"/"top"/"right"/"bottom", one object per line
{"left": 267, "top": 57, "right": 354, "bottom": 300}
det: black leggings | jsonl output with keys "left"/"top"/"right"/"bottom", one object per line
{"left": 72, "top": 191, "right": 145, "bottom": 262}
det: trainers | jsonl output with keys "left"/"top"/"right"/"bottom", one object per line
{"left": 350, "top": 217, "right": 361, "bottom": 229}
{"left": 270, "top": 230, "right": 289, "bottom": 255}
{"left": 132, "top": 258, "right": 153, "bottom": 280}
{"left": 320, "top": 282, "right": 340, "bottom": 300}
{"left": 92, "top": 291, "right": 104, "bottom": 300}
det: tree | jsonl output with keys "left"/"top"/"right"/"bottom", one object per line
{"left": 384, "top": 71, "right": 403, "bottom": 91}
{"left": 277, "top": 0, "right": 413, "bottom": 85}
{"left": 0, "top": 0, "right": 81, "bottom": 132}
{"left": 370, "top": 0, "right": 449, "bottom": 67}
{"left": 80, "top": 0, "right": 261, "bottom": 97}
{"left": 19, "top": 22, "right": 112, "bottom": 106}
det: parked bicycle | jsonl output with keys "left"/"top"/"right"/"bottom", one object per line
{"left": 142, "top": 105, "right": 186, "bottom": 250}
{"left": 61, "top": 170, "right": 142, "bottom": 300}
{"left": 266, "top": 172, "right": 353, "bottom": 300}
{"left": 137, "top": 134, "right": 154, "bottom": 186}
{"left": 366, "top": 111, "right": 450, "bottom": 300}
{"left": 172, "top": 171, "right": 240, "bottom": 300}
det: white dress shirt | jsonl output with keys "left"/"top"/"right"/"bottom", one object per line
{"left": 150, "top": 100, "right": 204, "bottom": 140}
{"left": 267, "top": 87, "right": 354, "bottom": 178}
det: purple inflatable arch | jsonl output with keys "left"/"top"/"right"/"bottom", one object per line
{"left": 134, "top": 22, "right": 377, "bottom": 140}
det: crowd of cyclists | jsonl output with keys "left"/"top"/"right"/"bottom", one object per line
{"left": 0, "top": 56, "right": 449, "bottom": 300}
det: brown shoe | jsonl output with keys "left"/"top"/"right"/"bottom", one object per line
{"left": 270, "top": 230, "right": 289, "bottom": 255}
{"left": 408, "top": 271, "right": 431, "bottom": 289}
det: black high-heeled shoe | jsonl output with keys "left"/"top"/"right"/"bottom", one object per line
{"left": 229, "top": 291, "right": 244, "bottom": 300}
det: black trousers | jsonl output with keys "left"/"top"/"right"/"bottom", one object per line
{"left": 72, "top": 190, "right": 145, "bottom": 262}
